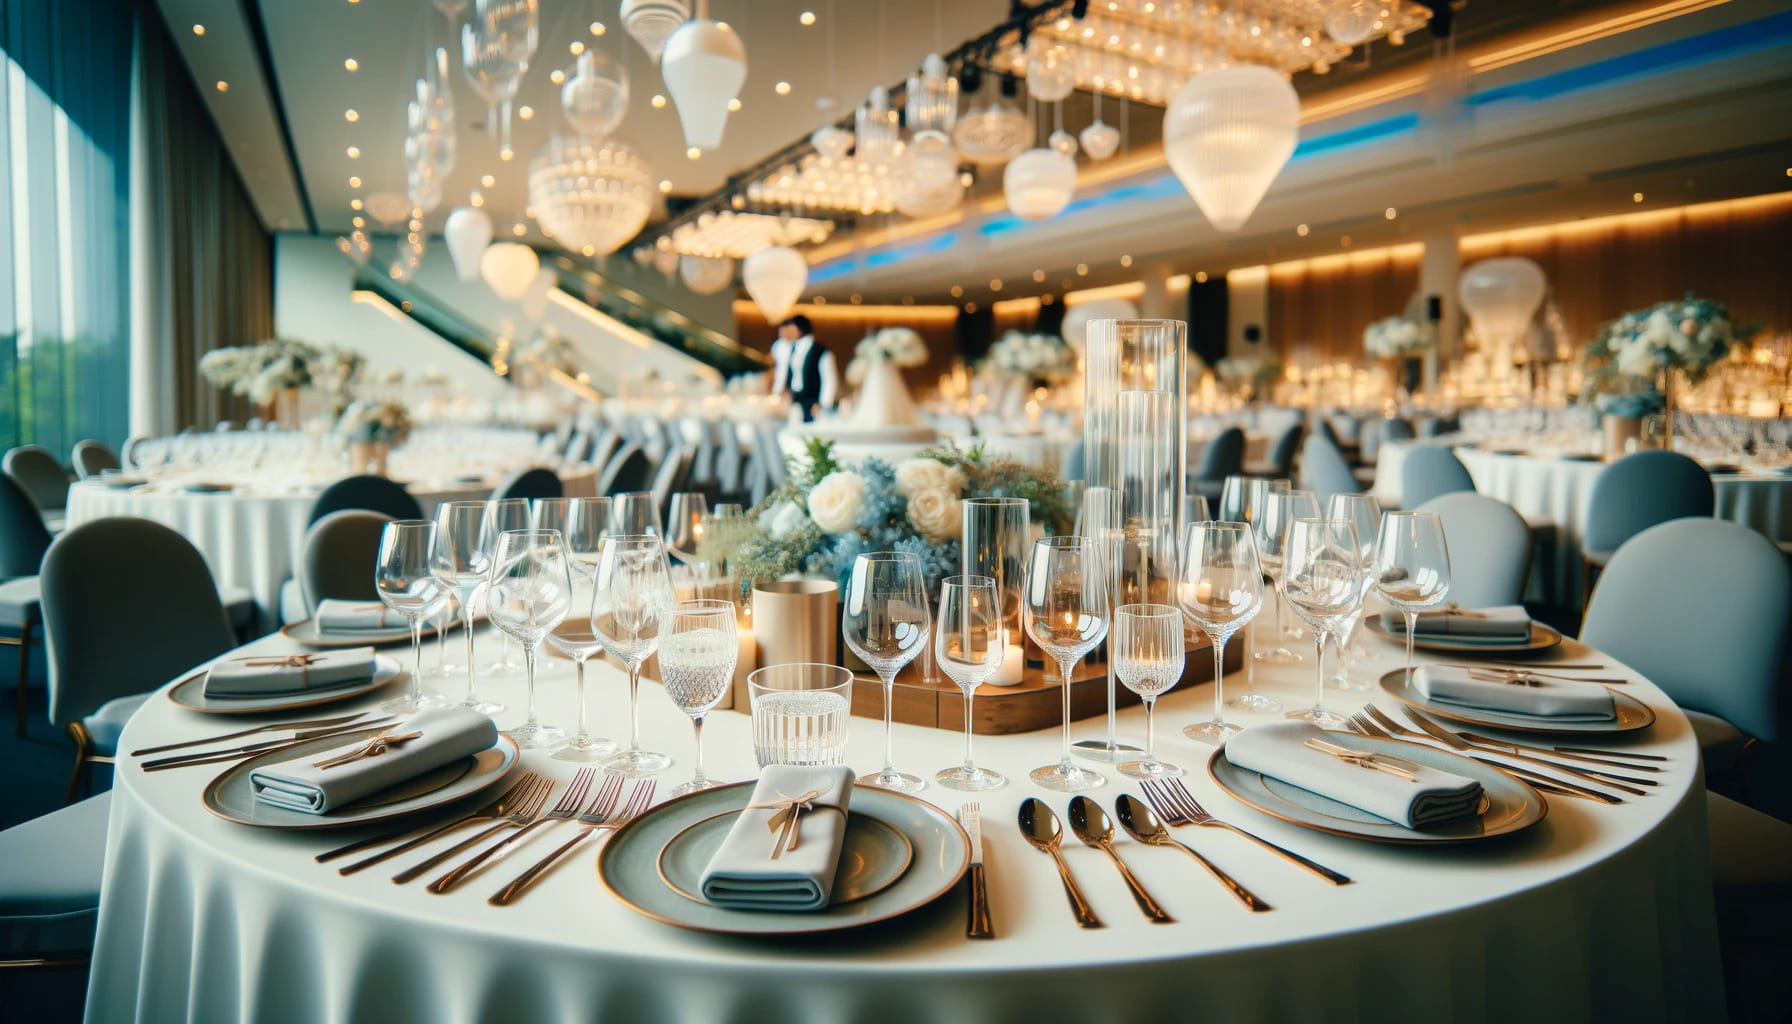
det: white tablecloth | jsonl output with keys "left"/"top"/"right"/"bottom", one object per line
{"left": 89, "top": 617, "right": 1721, "bottom": 1022}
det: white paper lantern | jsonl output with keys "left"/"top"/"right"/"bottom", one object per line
{"left": 480, "top": 242, "right": 541, "bottom": 301}
{"left": 1079, "top": 119, "right": 1119, "bottom": 160}
{"left": 680, "top": 254, "right": 735, "bottom": 294}
{"left": 620, "top": 0, "right": 689, "bottom": 62}
{"left": 1003, "top": 147, "right": 1077, "bottom": 221}
{"left": 1060, "top": 297, "right": 1139, "bottom": 350}
{"left": 1163, "top": 65, "right": 1299, "bottom": 233}
{"left": 660, "top": 17, "right": 745, "bottom": 151}
{"left": 1458, "top": 258, "right": 1548, "bottom": 345}
{"left": 742, "top": 245, "right": 807, "bottom": 321}
{"left": 561, "top": 51, "right": 629, "bottom": 138}
{"left": 444, "top": 207, "right": 493, "bottom": 281}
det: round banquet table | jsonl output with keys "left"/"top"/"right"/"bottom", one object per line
{"left": 64, "top": 468, "right": 597, "bottom": 631}
{"left": 87, "top": 618, "right": 1722, "bottom": 1023}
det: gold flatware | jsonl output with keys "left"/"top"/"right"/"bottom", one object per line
{"left": 1467, "top": 670, "right": 1544, "bottom": 687}
{"left": 1304, "top": 737, "right": 1419, "bottom": 781}
{"left": 139, "top": 720, "right": 398, "bottom": 771}
{"left": 424, "top": 770, "right": 609, "bottom": 894}
{"left": 488, "top": 779, "right": 653, "bottom": 906}
{"left": 1392, "top": 706, "right": 1654, "bottom": 792}
{"left": 1068, "top": 796, "right": 1173, "bottom": 924}
{"left": 1555, "top": 744, "right": 1667, "bottom": 762}
{"left": 1348, "top": 712, "right": 1614, "bottom": 804}
{"left": 1480, "top": 660, "right": 1606, "bottom": 670}
{"left": 130, "top": 712, "right": 375, "bottom": 757}
{"left": 1113, "top": 794, "right": 1272, "bottom": 912}
{"left": 1450, "top": 664, "right": 1629, "bottom": 685}
{"left": 386, "top": 775, "right": 559, "bottom": 883}
{"left": 958, "top": 803, "right": 993, "bottom": 939}
{"left": 1017, "top": 798, "right": 1102, "bottom": 928}
{"left": 1364, "top": 704, "right": 1638, "bottom": 799}
{"left": 1455, "top": 732, "right": 1663, "bottom": 771}
{"left": 1141, "top": 778, "right": 1351, "bottom": 886}
{"left": 318, "top": 773, "right": 544, "bottom": 869}
{"left": 312, "top": 729, "right": 421, "bottom": 770}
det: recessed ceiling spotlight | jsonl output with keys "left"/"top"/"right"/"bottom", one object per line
{"left": 215, "top": 81, "right": 228, "bottom": 92}
{"left": 1195, "top": 271, "right": 1208, "bottom": 283}
{"left": 518, "top": 105, "right": 534, "bottom": 120}
{"left": 651, "top": 94, "right": 667, "bottom": 108}
{"left": 550, "top": 69, "right": 566, "bottom": 85}
{"left": 1031, "top": 269, "right": 1045, "bottom": 282}
{"left": 569, "top": 41, "right": 584, "bottom": 55}
{"left": 500, "top": 146, "right": 514, "bottom": 161}
{"left": 964, "top": 301, "right": 978, "bottom": 313}
{"left": 350, "top": 198, "right": 363, "bottom": 210}
{"left": 1296, "top": 223, "right": 1309, "bottom": 236}
{"left": 344, "top": 109, "right": 359, "bottom": 122}
{"left": 512, "top": 223, "right": 527, "bottom": 237}
{"left": 346, "top": 145, "right": 360, "bottom": 158}
{"left": 950, "top": 285, "right": 963, "bottom": 297}
{"left": 481, "top": 174, "right": 495, "bottom": 188}
{"left": 469, "top": 191, "right": 484, "bottom": 207}
{"left": 812, "top": 295, "right": 826, "bottom": 305}
{"left": 1384, "top": 207, "right": 1397, "bottom": 219}
{"left": 352, "top": 216, "right": 365, "bottom": 228}
{"left": 1119, "top": 254, "right": 1133, "bottom": 267}
{"left": 774, "top": 81, "right": 791, "bottom": 95}
{"left": 800, "top": 11, "right": 816, "bottom": 25}
{"left": 348, "top": 175, "right": 362, "bottom": 188}
{"left": 1075, "top": 263, "right": 1088, "bottom": 275}
{"left": 658, "top": 179, "right": 673, "bottom": 193}
{"left": 590, "top": 21, "right": 605, "bottom": 36}
{"left": 1340, "top": 235, "right": 1352, "bottom": 246}
{"left": 990, "top": 278, "right": 1003, "bottom": 291}
{"left": 1633, "top": 192, "right": 1645, "bottom": 203}
{"left": 344, "top": 58, "right": 358, "bottom": 72}
{"left": 686, "top": 147, "right": 701, "bottom": 160}
{"left": 850, "top": 293, "right": 862, "bottom": 304}
{"left": 192, "top": 24, "right": 205, "bottom": 35}
{"left": 727, "top": 97, "right": 741, "bottom": 112}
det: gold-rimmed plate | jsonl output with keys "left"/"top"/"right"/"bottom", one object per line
{"left": 1377, "top": 669, "right": 1656, "bottom": 735}
{"left": 599, "top": 781, "right": 967, "bottom": 935}
{"left": 1366, "top": 616, "right": 1563, "bottom": 654}
{"left": 655, "top": 808, "right": 913, "bottom": 908}
{"left": 167, "top": 654, "right": 403, "bottom": 714}
{"left": 280, "top": 618, "right": 451, "bottom": 648}
{"left": 1207, "top": 735, "right": 1547, "bottom": 844}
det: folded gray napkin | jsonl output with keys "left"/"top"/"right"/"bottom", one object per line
{"left": 315, "top": 599, "right": 400, "bottom": 631}
{"left": 1224, "top": 721, "right": 1484, "bottom": 829}
{"left": 203, "top": 648, "right": 378, "bottom": 698}
{"left": 249, "top": 707, "right": 497, "bottom": 814}
{"left": 1413, "top": 664, "right": 1616, "bottom": 722}
{"left": 1382, "top": 604, "right": 1531, "bottom": 641}
{"left": 698, "top": 765, "right": 855, "bottom": 912}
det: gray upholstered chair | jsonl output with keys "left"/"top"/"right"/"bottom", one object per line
{"left": 1400, "top": 445, "right": 1476, "bottom": 509}
{"left": 1582, "top": 450, "right": 1714, "bottom": 567}
{"left": 3, "top": 445, "right": 70, "bottom": 531}
{"left": 1359, "top": 419, "right": 1384, "bottom": 465}
{"left": 0, "top": 790, "right": 111, "bottom": 967}
{"left": 1415, "top": 492, "right": 1531, "bottom": 608}
{"left": 1299, "top": 433, "right": 1357, "bottom": 510}
{"left": 70, "top": 440, "right": 120, "bottom": 480}
{"left": 650, "top": 446, "right": 697, "bottom": 524}
{"left": 308, "top": 474, "right": 423, "bottom": 526}
{"left": 1264, "top": 424, "right": 1303, "bottom": 478}
{"left": 1192, "top": 427, "right": 1245, "bottom": 503}
{"left": 1381, "top": 417, "right": 1415, "bottom": 443}
{"left": 712, "top": 427, "right": 745, "bottom": 502}
{"left": 587, "top": 428, "right": 623, "bottom": 476}
{"left": 1, "top": 474, "right": 53, "bottom": 738}
{"left": 491, "top": 467, "right": 563, "bottom": 502}
{"left": 299, "top": 510, "right": 393, "bottom": 615}
{"left": 600, "top": 443, "right": 654, "bottom": 496}
{"left": 41, "top": 518, "right": 237, "bottom": 802}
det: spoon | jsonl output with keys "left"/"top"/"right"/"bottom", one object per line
{"left": 1068, "top": 796, "right": 1173, "bottom": 923}
{"left": 1017, "top": 798, "right": 1102, "bottom": 929}
{"left": 1115, "top": 793, "right": 1273, "bottom": 913}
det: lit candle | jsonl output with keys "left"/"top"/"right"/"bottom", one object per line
{"left": 988, "top": 643, "right": 1026, "bottom": 686}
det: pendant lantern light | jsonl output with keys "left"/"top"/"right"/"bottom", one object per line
{"left": 660, "top": 2, "right": 746, "bottom": 152}
{"left": 444, "top": 207, "right": 494, "bottom": 281}
{"left": 1162, "top": 65, "right": 1299, "bottom": 233}
{"left": 742, "top": 246, "right": 807, "bottom": 322}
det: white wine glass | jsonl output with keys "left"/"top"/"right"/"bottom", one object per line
{"left": 486, "top": 529, "right": 573, "bottom": 748}
{"left": 1177, "top": 521, "right": 1263, "bottom": 743}
{"left": 1325, "top": 493, "right": 1381, "bottom": 691}
{"left": 844, "top": 552, "right": 931, "bottom": 794}
{"left": 1279, "top": 489, "right": 1322, "bottom": 639}
{"left": 376, "top": 520, "right": 452, "bottom": 714}
{"left": 609, "top": 490, "right": 661, "bottom": 536}
{"left": 1229, "top": 476, "right": 1287, "bottom": 712}
{"left": 658, "top": 599, "right": 738, "bottom": 797}
{"left": 1113, "top": 603, "right": 1185, "bottom": 777}
{"left": 479, "top": 498, "right": 531, "bottom": 676}
{"left": 430, "top": 500, "right": 504, "bottom": 715}
{"left": 934, "top": 575, "right": 1007, "bottom": 792}
{"left": 665, "top": 492, "right": 709, "bottom": 566}
{"left": 593, "top": 533, "right": 676, "bottom": 776}
{"left": 1251, "top": 488, "right": 1308, "bottom": 664}
{"left": 1282, "top": 518, "right": 1362, "bottom": 730}
{"left": 1373, "top": 510, "right": 1452, "bottom": 687}
{"left": 1024, "top": 535, "right": 1109, "bottom": 792}
{"left": 548, "top": 496, "right": 617, "bottom": 762}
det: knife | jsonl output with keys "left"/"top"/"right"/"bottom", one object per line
{"left": 959, "top": 804, "right": 993, "bottom": 940}
{"left": 139, "top": 720, "right": 396, "bottom": 772}
{"left": 130, "top": 711, "right": 379, "bottom": 757}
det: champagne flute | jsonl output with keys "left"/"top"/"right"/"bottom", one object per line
{"left": 376, "top": 520, "right": 452, "bottom": 714}
{"left": 843, "top": 551, "right": 931, "bottom": 794}
{"left": 1113, "top": 603, "right": 1185, "bottom": 777}
{"left": 1325, "top": 493, "right": 1381, "bottom": 691}
{"left": 1281, "top": 518, "right": 1362, "bottom": 730}
{"left": 933, "top": 575, "right": 1006, "bottom": 791}
{"left": 658, "top": 599, "right": 737, "bottom": 797}
{"left": 549, "top": 496, "right": 617, "bottom": 762}
{"left": 1372, "top": 511, "right": 1452, "bottom": 687}
{"left": 665, "top": 492, "right": 708, "bottom": 566}
{"left": 486, "top": 529, "right": 572, "bottom": 748}
{"left": 480, "top": 498, "right": 531, "bottom": 676}
{"left": 1178, "top": 521, "right": 1263, "bottom": 742}
{"left": 593, "top": 533, "right": 676, "bottom": 776}
{"left": 1024, "top": 536, "right": 1109, "bottom": 792}
{"left": 1251, "top": 489, "right": 1306, "bottom": 664}
{"left": 609, "top": 490, "right": 661, "bottom": 536}
{"left": 430, "top": 500, "right": 505, "bottom": 715}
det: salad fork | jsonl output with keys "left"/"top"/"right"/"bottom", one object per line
{"left": 1141, "top": 779, "right": 1351, "bottom": 885}
{"left": 488, "top": 779, "right": 656, "bottom": 906}
{"left": 387, "top": 776, "right": 558, "bottom": 883}
{"left": 426, "top": 769, "right": 612, "bottom": 894}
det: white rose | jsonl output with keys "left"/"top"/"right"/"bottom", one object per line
{"left": 895, "top": 458, "right": 965, "bottom": 496}
{"left": 1616, "top": 339, "right": 1657, "bottom": 377}
{"left": 807, "top": 471, "right": 866, "bottom": 533}
{"left": 766, "top": 500, "right": 807, "bottom": 539}
{"left": 906, "top": 487, "right": 962, "bottom": 541}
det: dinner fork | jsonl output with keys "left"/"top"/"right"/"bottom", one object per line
{"left": 1141, "top": 779, "right": 1352, "bottom": 885}
{"left": 488, "top": 780, "right": 656, "bottom": 906}
{"left": 1348, "top": 712, "right": 1583, "bottom": 801}
{"left": 1388, "top": 705, "right": 1654, "bottom": 794}
{"left": 425, "top": 770, "right": 612, "bottom": 894}
{"left": 320, "top": 773, "right": 544, "bottom": 870}
{"left": 386, "top": 776, "right": 558, "bottom": 883}
{"left": 1361, "top": 705, "right": 1626, "bottom": 804}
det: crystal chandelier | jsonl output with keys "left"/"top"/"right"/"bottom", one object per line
{"left": 528, "top": 136, "right": 657, "bottom": 257}
{"left": 620, "top": 0, "right": 690, "bottom": 63}
{"left": 461, "top": 0, "right": 538, "bottom": 161}
{"left": 952, "top": 79, "right": 1032, "bottom": 167}
{"left": 561, "top": 51, "right": 629, "bottom": 138}
{"left": 655, "top": 211, "right": 834, "bottom": 259}
{"left": 854, "top": 85, "right": 900, "bottom": 166}
{"left": 404, "top": 48, "right": 455, "bottom": 214}
{"left": 905, "top": 54, "right": 958, "bottom": 136}
{"left": 748, "top": 148, "right": 902, "bottom": 216}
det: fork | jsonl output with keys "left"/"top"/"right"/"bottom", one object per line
{"left": 1142, "top": 779, "right": 1352, "bottom": 885}
{"left": 1349, "top": 711, "right": 1581, "bottom": 801}
{"left": 386, "top": 776, "right": 558, "bottom": 883}
{"left": 425, "top": 770, "right": 612, "bottom": 894}
{"left": 488, "top": 780, "right": 655, "bottom": 906}
{"left": 1361, "top": 705, "right": 1626, "bottom": 804}
{"left": 321, "top": 773, "right": 544, "bottom": 871}
{"left": 1387, "top": 705, "right": 1654, "bottom": 794}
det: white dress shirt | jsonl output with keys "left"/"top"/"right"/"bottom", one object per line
{"left": 771, "top": 335, "right": 837, "bottom": 410}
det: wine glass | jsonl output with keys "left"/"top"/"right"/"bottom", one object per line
{"left": 1282, "top": 518, "right": 1362, "bottom": 730}
{"left": 658, "top": 599, "right": 737, "bottom": 797}
{"left": 665, "top": 492, "right": 708, "bottom": 566}
{"left": 933, "top": 575, "right": 1007, "bottom": 791}
{"left": 842, "top": 551, "right": 931, "bottom": 794}
{"left": 480, "top": 498, "right": 531, "bottom": 676}
{"left": 1112, "top": 603, "right": 1186, "bottom": 777}
{"left": 1279, "top": 489, "right": 1321, "bottom": 639}
{"left": 376, "top": 520, "right": 452, "bottom": 714}
{"left": 1251, "top": 489, "right": 1309, "bottom": 664}
{"left": 1217, "top": 475, "right": 1253, "bottom": 523}
{"left": 592, "top": 533, "right": 676, "bottom": 776}
{"left": 1178, "top": 521, "right": 1263, "bottom": 742}
{"left": 1024, "top": 535, "right": 1109, "bottom": 792}
{"left": 1325, "top": 493, "right": 1382, "bottom": 690}
{"left": 1182, "top": 493, "right": 1211, "bottom": 534}
{"left": 548, "top": 496, "right": 617, "bottom": 762}
{"left": 1372, "top": 510, "right": 1452, "bottom": 687}
{"left": 1221, "top": 477, "right": 1286, "bottom": 712}
{"left": 486, "top": 529, "right": 572, "bottom": 748}
{"left": 430, "top": 500, "right": 504, "bottom": 715}
{"left": 531, "top": 497, "right": 572, "bottom": 534}
{"left": 609, "top": 490, "right": 661, "bottom": 536}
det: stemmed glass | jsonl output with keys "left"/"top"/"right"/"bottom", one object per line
{"left": 1225, "top": 476, "right": 1286, "bottom": 712}
{"left": 933, "top": 575, "right": 1007, "bottom": 791}
{"left": 1282, "top": 518, "right": 1363, "bottom": 730}
{"left": 1178, "top": 521, "right": 1263, "bottom": 742}
{"left": 376, "top": 520, "right": 452, "bottom": 714}
{"left": 1113, "top": 604, "right": 1186, "bottom": 777}
{"left": 658, "top": 599, "right": 738, "bottom": 797}
{"left": 531, "top": 497, "right": 572, "bottom": 534}
{"left": 1372, "top": 511, "right": 1453, "bottom": 686}
{"left": 486, "top": 529, "right": 572, "bottom": 748}
{"left": 1325, "top": 493, "right": 1382, "bottom": 691}
{"left": 1024, "top": 536, "right": 1110, "bottom": 792}
{"left": 665, "top": 492, "right": 709, "bottom": 566}
{"left": 547, "top": 497, "right": 618, "bottom": 762}
{"left": 843, "top": 551, "right": 932, "bottom": 794}
{"left": 430, "top": 500, "right": 505, "bottom": 715}
{"left": 480, "top": 498, "right": 531, "bottom": 676}
{"left": 592, "top": 533, "right": 676, "bottom": 777}
{"left": 1069, "top": 487, "right": 1140, "bottom": 764}
{"left": 609, "top": 490, "right": 661, "bottom": 536}
{"left": 1252, "top": 488, "right": 1313, "bottom": 664}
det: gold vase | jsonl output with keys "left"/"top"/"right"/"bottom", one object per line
{"left": 272, "top": 387, "right": 302, "bottom": 430}
{"left": 1603, "top": 416, "right": 1643, "bottom": 461}
{"left": 350, "top": 441, "right": 390, "bottom": 476}
{"left": 750, "top": 580, "right": 838, "bottom": 669}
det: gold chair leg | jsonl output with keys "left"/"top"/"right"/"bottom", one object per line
{"left": 64, "top": 722, "right": 93, "bottom": 806}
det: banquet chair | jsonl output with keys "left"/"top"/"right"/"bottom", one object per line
{"left": 41, "top": 518, "right": 238, "bottom": 803}
{"left": 1381, "top": 417, "right": 1416, "bottom": 443}
{"left": 1191, "top": 427, "right": 1245, "bottom": 504}
{"left": 1062, "top": 439, "right": 1086, "bottom": 483}
{"left": 119, "top": 436, "right": 147, "bottom": 470}
{"left": 0, "top": 790, "right": 111, "bottom": 969}
{"left": 491, "top": 468, "right": 563, "bottom": 502}
{"left": 562, "top": 428, "right": 593, "bottom": 464}
{"left": 600, "top": 443, "right": 654, "bottom": 496}
{"left": 70, "top": 440, "right": 119, "bottom": 480}
{"left": 650, "top": 446, "right": 697, "bottom": 524}
{"left": 1299, "top": 433, "right": 1358, "bottom": 510}
{"left": 299, "top": 510, "right": 392, "bottom": 615}
{"left": 587, "top": 428, "right": 623, "bottom": 477}
{"left": 685, "top": 422, "right": 719, "bottom": 497}
{"left": 713, "top": 428, "right": 746, "bottom": 503}
{"left": 1358, "top": 419, "right": 1384, "bottom": 466}
{"left": 1401, "top": 446, "right": 1476, "bottom": 509}
{"left": 1, "top": 474, "right": 53, "bottom": 738}
{"left": 3, "top": 445, "right": 70, "bottom": 532}
{"left": 1582, "top": 450, "right": 1714, "bottom": 569}
{"left": 1263, "top": 424, "right": 1303, "bottom": 478}
{"left": 308, "top": 474, "right": 423, "bottom": 526}
{"left": 1415, "top": 492, "right": 1531, "bottom": 607}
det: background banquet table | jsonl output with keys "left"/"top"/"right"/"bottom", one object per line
{"left": 87, "top": 617, "right": 1721, "bottom": 1023}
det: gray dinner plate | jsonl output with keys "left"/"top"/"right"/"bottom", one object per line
{"left": 280, "top": 618, "right": 448, "bottom": 648}
{"left": 1377, "top": 669, "right": 1656, "bottom": 735}
{"left": 1366, "top": 616, "right": 1563, "bottom": 653}
{"left": 168, "top": 654, "right": 402, "bottom": 714}
{"left": 655, "top": 808, "right": 913, "bottom": 907}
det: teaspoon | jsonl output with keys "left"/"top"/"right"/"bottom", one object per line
{"left": 1069, "top": 796, "right": 1173, "bottom": 923}
{"left": 1115, "top": 793, "right": 1273, "bottom": 913}
{"left": 1018, "top": 798, "right": 1102, "bottom": 929}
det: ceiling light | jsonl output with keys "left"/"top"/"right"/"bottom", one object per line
{"left": 215, "top": 81, "right": 228, "bottom": 92}
{"left": 192, "top": 24, "right": 204, "bottom": 36}
{"left": 964, "top": 301, "right": 978, "bottom": 313}
{"left": 1119, "top": 254, "right": 1133, "bottom": 267}
{"left": 351, "top": 199, "right": 364, "bottom": 210}
{"left": 850, "top": 293, "right": 862, "bottom": 304}
{"left": 812, "top": 295, "right": 826, "bottom": 305}
{"left": 470, "top": 191, "right": 485, "bottom": 207}
{"left": 344, "top": 58, "right": 358, "bottom": 71}
{"left": 570, "top": 41, "right": 585, "bottom": 56}
{"left": 1633, "top": 192, "right": 1644, "bottom": 202}
{"left": 345, "top": 109, "right": 359, "bottom": 122}
{"left": 800, "top": 11, "right": 816, "bottom": 25}
{"left": 1164, "top": 66, "right": 1298, "bottom": 232}
{"left": 346, "top": 145, "right": 360, "bottom": 158}
{"left": 1297, "top": 223, "right": 1310, "bottom": 236}
{"left": 950, "top": 285, "right": 963, "bottom": 297}
{"left": 481, "top": 174, "right": 496, "bottom": 187}
{"left": 1195, "top": 271, "right": 1208, "bottom": 283}
{"left": 551, "top": 69, "right": 566, "bottom": 85}
{"left": 687, "top": 146, "right": 701, "bottom": 159}
{"left": 518, "top": 105, "right": 534, "bottom": 119}
{"left": 408, "top": 218, "right": 422, "bottom": 231}
{"left": 348, "top": 176, "right": 362, "bottom": 188}
{"left": 512, "top": 223, "right": 527, "bottom": 237}
{"left": 662, "top": 17, "right": 746, "bottom": 150}
{"left": 590, "top": 21, "right": 606, "bottom": 36}
{"left": 727, "top": 97, "right": 741, "bottom": 111}
{"left": 651, "top": 93, "right": 667, "bottom": 108}
{"left": 959, "top": 171, "right": 975, "bottom": 188}
{"left": 500, "top": 147, "right": 514, "bottom": 161}
{"left": 775, "top": 81, "right": 791, "bottom": 95}
{"left": 1032, "top": 269, "right": 1045, "bottom": 282}
{"left": 621, "top": 0, "right": 691, "bottom": 62}
{"left": 1385, "top": 207, "right": 1397, "bottom": 219}
{"left": 562, "top": 52, "right": 629, "bottom": 138}
{"left": 530, "top": 136, "right": 656, "bottom": 257}
{"left": 990, "top": 278, "right": 1003, "bottom": 291}
{"left": 742, "top": 246, "right": 809, "bottom": 319}
{"left": 352, "top": 216, "right": 365, "bottom": 227}
{"left": 1076, "top": 263, "right": 1088, "bottom": 276}
{"left": 1340, "top": 235, "right": 1352, "bottom": 246}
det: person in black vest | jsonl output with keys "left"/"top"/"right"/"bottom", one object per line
{"left": 767, "top": 314, "right": 838, "bottom": 423}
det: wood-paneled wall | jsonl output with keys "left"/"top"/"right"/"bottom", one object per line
{"left": 1265, "top": 245, "right": 1424, "bottom": 363}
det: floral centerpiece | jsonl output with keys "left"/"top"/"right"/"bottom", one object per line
{"left": 1363, "top": 315, "right": 1437, "bottom": 359}
{"left": 200, "top": 339, "right": 365, "bottom": 427}
{"left": 1586, "top": 294, "right": 1750, "bottom": 383}
{"left": 844, "top": 327, "right": 929, "bottom": 386}
{"left": 985, "top": 330, "right": 1074, "bottom": 383}
{"left": 1215, "top": 351, "right": 1282, "bottom": 401}
{"left": 721, "top": 439, "right": 1074, "bottom": 596}
{"left": 334, "top": 397, "right": 412, "bottom": 476}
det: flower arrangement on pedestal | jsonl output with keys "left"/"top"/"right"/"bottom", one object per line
{"left": 721, "top": 439, "right": 1074, "bottom": 596}
{"left": 984, "top": 330, "right": 1074, "bottom": 383}
{"left": 335, "top": 397, "right": 414, "bottom": 446}
{"left": 844, "top": 327, "right": 929, "bottom": 386}
{"left": 1585, "top": 294, "right": 1750, "bottom": 382}
{"left": 199, "top": 339, "right": 365, "bottom": 406}
{"left": 1363, "top": 315, "right": 1437, "bottom": 360}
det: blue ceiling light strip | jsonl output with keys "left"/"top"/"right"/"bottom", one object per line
{"left": 808, "top": 232, "right": 959, "bottom": 284}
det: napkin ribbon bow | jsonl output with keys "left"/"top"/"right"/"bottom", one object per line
{"left": 241, "top": 653, "right": 325, "bottom": 689}
{"left": 746, "top": 789, "right": 846, "bottom": 860}
{"left": 1435, "top": 603, "right": 1487, "bottom": 619}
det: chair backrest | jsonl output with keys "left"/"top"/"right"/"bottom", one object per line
{"left": 1415, "top": 492, "right": 1530, "bottom": 608}
{"left": 1359, "top": 419, "right": 1383, "bottom": 463}
{"left": 599, "top": 443, "right": 654, "bottom": 495}
{"left": 1266, "top": 424, "right": 1303, "bottom": 476}
{"left": 1401, "top": 445, "right": 1476, "bottom": 509}
{"left": 71, "top": 439, "right": 120, "bottom": 479}
{"left": 687, "top": 422, "right": 719, "bottom": 490}
{"left": 713, "top": 426, "right": 745, "bottom": 497}
{"left": 650, "top": 445, "right": 696, "bottom": 519}
{"left": 1315, "top": 417, "right": 1341, "bottom": 448}
{"left": 0, "top": 473, "right": 52, "bottom": 578}
{"left": 1381, "top": 417, "right": 1415, "bottom": 442}
{"left": 1299, "top": 433, "right": 1358, "bottom": 510}
{"left": 3, "top": 445, "right": 70, "bottom": 512}
{"left": 300, "top": 510, "right": 393, "bottom": 615}
{"left": 490, "top": 467, "right": 564, "bottom": 502}
{"left": 1581, "top": 518, "right": 1789, "bottom": 741}
{"left": 1195, "top": 427, "right": 1245, "bottom": 482}
{"left": 562, "top": 428, "right": 592, "bottom": 463}
{"left": 1583, "top": 450, "right": 1714, "bottom": 557}
{"left": 587, "top": 428, "right": 623, "bottom": 474}
{"left": 120, "top": 435, "right": 148, "bottom": 470}
{"left": 41, "top": 518, "right": 236, "bottom": 725}
{"left": 308, "top": 474, "right": 424, "bottom": 526}
{"left": 1061, "top": 438, "right": 1086, "bottom": 483}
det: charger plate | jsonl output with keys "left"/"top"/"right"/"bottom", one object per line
{"left": 168, "top": 654, "right": 402, "bottom": 714}
{"left": 1377, "top": 669, "right": 1655, "bottom": 735}
{"left": 1366, "top": 617, "right": 1563, "bottom": 654}
{"left": 281, "top": 618, "right": 449, "bottom": 648}
{"left": 655, "top": 808, "right": 913, "bottom": 907}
